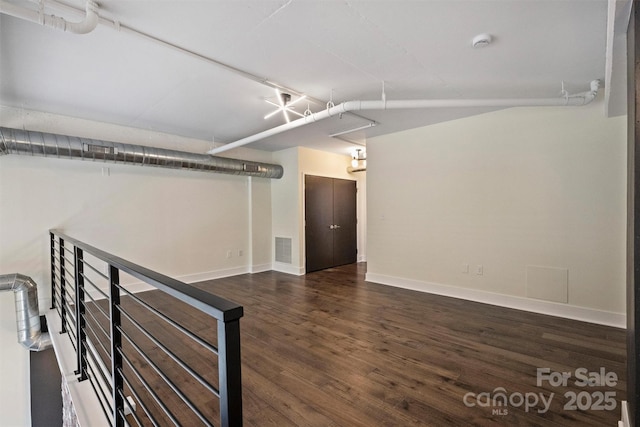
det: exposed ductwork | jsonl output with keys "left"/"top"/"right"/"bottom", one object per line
{"left": 0, "top": 127, "right": 284, "bottom": 179}
{"left": 0, "top": 274, "right": 52, "bottom": 352}
{"left": 208, "top": 80, "right": 602, "bottom": 155}
{"left": 0, "top": 0, "right": 99, "bottom": 34}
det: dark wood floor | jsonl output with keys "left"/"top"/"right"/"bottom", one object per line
{"left": 109, "top": 263, "right": 626, "bottom": 426}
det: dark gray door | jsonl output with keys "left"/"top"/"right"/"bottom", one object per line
{"left": 305, "top": 175, "right": 357, "bottom": 273}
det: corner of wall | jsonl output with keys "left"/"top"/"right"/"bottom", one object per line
{"left": 272, "top": 262, "right": 305, "bottom": 276}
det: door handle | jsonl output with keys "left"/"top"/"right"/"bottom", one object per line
{"left": 334, "top": 225, "right": 341, "bottom": 229}
{"left": 329, "top": 225, "right": 335, "bottom": 230}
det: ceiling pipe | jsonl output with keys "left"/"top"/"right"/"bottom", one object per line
{"left": 27, "top": 0, "right": 310, "bottom": 101}
{"left": 0, "top": 274, "right": 52, "bottom": 352}
{"left": 208, "top": 80, "right": 601, "bottom": 155}
{"left": 329, "top": 122, "right": 377, "bottom": 138}
{"left": 23, "top": 0, "right": 376, "bottom": 125}
{"left": 1, "top": 0, "right": 375, "bottom": 127}
{"left": 0, "top": 127, "right": 284, "bottom": 179}
{"left": 0, "top": 0, "right": 99, "bottom": 34}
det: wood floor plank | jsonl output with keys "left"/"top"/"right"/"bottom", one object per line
{"left": 109, "top": 263, "right": 625, "bottom": 426}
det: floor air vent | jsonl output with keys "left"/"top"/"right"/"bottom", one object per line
{"left": 275, "top": 237, "right": 292, "bottom": 264}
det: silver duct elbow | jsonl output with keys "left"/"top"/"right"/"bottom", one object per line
{"left": 0, "top": 274, "right": 52, "bottom": 352}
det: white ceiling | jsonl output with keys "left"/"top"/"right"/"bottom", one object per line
{"left": 0, "top": 0, "right": 627, "bottom": 156}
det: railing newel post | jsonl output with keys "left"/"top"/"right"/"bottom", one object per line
{"left": 50, "top": 232, "right": 55, "bottom": 310}
{"left": 218, "top": 318, "right": 243, "bottom": 427}
{"left": 109, "top": 265, "right": 125, "bottom": 427}
{"left": 59, "top": 236, "right": 67, "bottom": 333}
{"left": 74, "top": 246, "right": 88, "bottom": 381}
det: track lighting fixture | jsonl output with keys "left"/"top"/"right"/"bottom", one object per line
{"left": 264, "top": 89, "right": 307, "bottom": 123}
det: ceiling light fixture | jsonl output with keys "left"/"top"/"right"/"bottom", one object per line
{"left": 264, "top": 89, "right": 307, "bottom": 123}
{"left": 348, "top": 149, "right": 367, "bottom": 173}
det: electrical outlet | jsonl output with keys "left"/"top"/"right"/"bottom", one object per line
{"left": 462, "top": 264, "right": 469, "bottom": 274}
{"left": 476, "top": 265, "right": 483, "bottom": 275}
{"left": 226, "top": 250, "right": 232, "bottom": 259}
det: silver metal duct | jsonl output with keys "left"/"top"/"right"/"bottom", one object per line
{"left": 0, "top": 127, "right": 284, "bottom": 179}
{"left": 0, "top": 274, "right": 52, "bottom": 351}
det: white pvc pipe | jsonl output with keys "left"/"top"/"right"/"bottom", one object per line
{"left": 207, "top": 80, "right": 601, "bottom": 155}
{"left": 12, "top": 0, "right": 376, "bottom": 124}
{"left": 329, "top": 122, "right": 377, "bottom": 138}
{"left": 34, "top": 0, "right": 381, "bottom": 128}
{"left": 37, "top": 0, "right": 311, "bottom": 98}
{"left": 0, "top": 0, "right": 98, "bottom": 34}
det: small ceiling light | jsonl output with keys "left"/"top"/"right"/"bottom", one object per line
{"left": 472, "top": 33, "right": 492, "bottom": 48}
{"left": 348, "top": 149, "right": 367, "bottom": 173}
{"left": 264, "top": 89, "right": 307, "bottom": 123}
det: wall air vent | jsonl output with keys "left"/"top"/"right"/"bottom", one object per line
{"left": 275, "top": 237, "right": 292, "bottom": 264}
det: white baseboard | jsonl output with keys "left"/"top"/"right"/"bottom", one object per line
{"left": 178, "top": 266, "right": 250, "bottom": 283}
{"left": 272, "top": 262, "right": 305, "bottom": 276}
{"left": 357, "top": 254, "right": 367, "bottom": 263}
{"left": 85, "top": 265, "right": 252, "bottom": 300}
{"left": 365, "top": 272, "right": 625, "bottom": 328}
{"left": 250, "top": 263, "right": 272, "bottom": 274}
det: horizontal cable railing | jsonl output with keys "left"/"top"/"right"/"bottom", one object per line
{"left": 49, "top": 230, "right": 244, "bottom": 427}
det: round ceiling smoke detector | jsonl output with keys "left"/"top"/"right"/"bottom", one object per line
{"left": 472, "top": 33, "right": 492, "bottom": 48}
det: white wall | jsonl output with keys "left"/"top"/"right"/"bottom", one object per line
{"left": 1, "top": 156, "right": 255, "bottom": 283}
{"left": 0, "top": 298, "right": 29, "bottom": 426}
{"left": 271, "top": 147, "right": 302, "bottom": 274}
{"left": 249, "top": 176, "right": 273, "bottom": 272}
{"left": 271, "top": 146, "right": 367, "bottom": 274}
{"left": 0, "top": 108, "right": 275, "bottom": 425}
{"left": 356, "top": 171, "right": 367, "bottom": 262}
{"left": 366, "top": 99, "right": 627, "bottom": 324}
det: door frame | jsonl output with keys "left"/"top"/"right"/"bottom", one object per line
{"left": 302, "top": 172, "right": 359, "bottom": 274}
